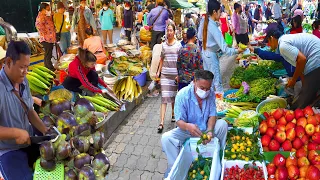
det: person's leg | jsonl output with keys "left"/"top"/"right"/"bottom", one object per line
{"left": 291, "top": 67, "right": 320, "bottom": 109}
{"left": 171, "top": 101, "right": 175, "bottom": 121}
{"left": 159, "top": 103, "right": 167, "bottom": 127}
{"left": 161, "top": 127, "right": 191, "bottom": 177}
{"left": 62, "top": 76, "right": 83, "bottom": 93}
{"left": 125, "top": 30, "right": 131, "bottom": 41}
{"left": 156, "top": 31, "right": 165, "bottom": 44}
{"left": 59, "top": 32, "right": 68, "bottom": 54}
{"left": 0, "top": 150, "right": 33, "bottom": 180}
{"left": 213, "top": 119, "right": 228, "bottom": 149}
{"left": 86, "top": 70, "right": 99, "bottom": 87}
{"left": 41, "top": 42, "right": 55, "bottom": 71}
{"left": 150, "top": 30, "right": 158, "bottom": 49}
{"left": 66, "top": 32, "right": 71, "bottom": 51}
{"left": 101, "top": 30, "right": 108, "bottom": 44}
{"left": 107, "top": 29, "right": 113, "bottom": 44}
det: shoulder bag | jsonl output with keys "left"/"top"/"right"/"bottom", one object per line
{"left": 56, "top": 15, "right": 65, "bottom": 42}
{"left": 150, "top": 8, "right": 164, "bottom": 31}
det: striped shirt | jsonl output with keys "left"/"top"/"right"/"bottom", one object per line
{"left": 161, "top": 41, "right": 182, "bottom": 76}
{"left": 278, "top": 33, "right": 320, "bottom": 75}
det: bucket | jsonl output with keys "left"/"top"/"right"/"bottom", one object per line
{"left": 133, "top": 71, "right": 147, "bottom": 87}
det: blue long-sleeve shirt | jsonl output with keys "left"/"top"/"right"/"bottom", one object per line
{"left": 254, "top": 48, "right": 296, "bottom": 77}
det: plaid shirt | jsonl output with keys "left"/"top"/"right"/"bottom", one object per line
{"left": 36, "top": 13, "right": 56, "bottom": 43}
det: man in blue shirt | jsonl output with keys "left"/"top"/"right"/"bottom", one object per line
{"left": 161, "top": 70, "right": 228, "bottom": 177}
{"left": 0, "top": 41, "right": 48, "bottom": 179}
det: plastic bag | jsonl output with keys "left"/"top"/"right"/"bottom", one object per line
{"left": 120, "top": 28, "right": 126, "bottom": 39}
{"left": 225, "top": 32, "right": 233, "bottom": 46}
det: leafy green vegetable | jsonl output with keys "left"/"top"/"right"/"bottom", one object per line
{"left": 258, "top": 102, "right": 281, "bottom": 114}
{"left": 258, "top": 60, "right": 284, "bottom": 71}
{"left": 229, "top": 65, "right": 270, "bottom": 88}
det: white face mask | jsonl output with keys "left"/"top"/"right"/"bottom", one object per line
{"left": 103, "top": 7, "right": 108, "bottom": 10}
{"left": 196, "top": 87, "right": 210, "bottom": 99}
{"left": 46, "top": 10, "right": 51, "bottom": 16}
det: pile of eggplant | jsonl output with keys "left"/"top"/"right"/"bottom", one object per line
{"left": 39, "top": 98, "right": 110, "bottom": 179}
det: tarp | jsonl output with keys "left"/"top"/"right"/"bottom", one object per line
{"left": 170, "top": 0, "right": 194, "bottom": 9}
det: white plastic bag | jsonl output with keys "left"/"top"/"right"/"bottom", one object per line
{"left": 120, "top": 28, "right": 126, "bottom": 39}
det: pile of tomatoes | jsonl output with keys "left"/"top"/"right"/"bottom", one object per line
{"left": 223, "top": 163, "right": 264, "bottom": 180}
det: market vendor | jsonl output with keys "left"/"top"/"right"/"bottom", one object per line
{"left": 0, "top": 41, "right": 48, "bottom": 179}
{"left": 83, "top": 26, "right": 107, "bottom": 65}
{"left": 62, "top": 48, "right": 110, "bottom": 95}
{"left": 161, "top": 70, "right": 228, "bottom": 177}
{"left": 264, "top": 25, "right": 320, "bottom": 109}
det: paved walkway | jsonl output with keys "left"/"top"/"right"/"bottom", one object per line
{"left": 105, "top": 96, "right": 175, "bottom": 180}
{"left": 104, "top": 54, "right": 238, "bottom": 180}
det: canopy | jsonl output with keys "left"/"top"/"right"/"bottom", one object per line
{"left": 170, "top": 0, "right": 194, "bottom": 9}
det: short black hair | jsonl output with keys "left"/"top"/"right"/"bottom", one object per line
{"left": 234, "top": 3, "right": 241, "bottom": 10}
{"left": 276, "top": 0, "right": 279, "bottom": 3}
{"left": 195, "top": 70, "right": 214, "bottom": 81}
{"left": 39, "top": 3, "right": 49, "bottom": 12}
{"left": 186, "top": 13, "right": 192, "bottom": 19}
{"left": 187, "top": 27, "right": 196, "bottom": 40}
{"left": 312, "top": 20, "right": 320, "bottom": 30}
{"left": 6, "top": 40, "right": 31, "bottom": 64}
{"left": 85, "top": 26, "right": 93, "bottom": 36}
{"left": 291, "top": 15, "right": 302, "bottom": 28}
{"left": 102, "top": 0, "right": 110, "bottom": 6}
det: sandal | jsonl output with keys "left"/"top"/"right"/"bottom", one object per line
{"left": 157, "top": 124, "right": 164, "bottom": 133}
{"left": 171, "top": 115, "right": 176, "bottom": 122}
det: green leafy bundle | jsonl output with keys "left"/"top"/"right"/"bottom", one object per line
{"left": 229, "top": 65, "right": 270, "bottom": 88}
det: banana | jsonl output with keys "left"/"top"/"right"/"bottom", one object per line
{"left": 28, "top": 72, "right": 51, "bottom": 86}
{"left": 33, "top": 68, "right": 54, "bottom": 80}
{"left": 120, "top": 78, "right": 126, "bottom": 91}
{"left": 26, "top": 74, "right": 49, "bottom": 90}
{"left": 34, "top": 65, "right": 55, "bottom": 76}
{"left": 28, "top": 81, "right": 47, "bottom": 95}
{"left": 126, "top": 77, "right": 132, "bottom": 95}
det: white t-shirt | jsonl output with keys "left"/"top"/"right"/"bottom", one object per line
{"left": 278, "top": 33, "right": 320, "bottom": 75}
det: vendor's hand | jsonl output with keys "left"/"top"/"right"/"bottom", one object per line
{"left": 186, "top": 123, "right": 202, "bottom": 137}
{"left": 237, "top": 48, "right": 244, "bottom": 54}
{"left": 156, "top": 71, "right": 160, "bottom": 78}
{"left": 13, "top": 128, "right": 30, "bottom": 145}
{"left": 203, "top": 131, "right": 213, "bottom": 145}
{"left": 248, "top": 45, "right": 254, "bottom": 53}
{"left": 286, "top": 78, "right": 296, "bottom": 88}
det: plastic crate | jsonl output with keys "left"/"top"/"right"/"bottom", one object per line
{"left": 33, "top": 159, "right": 64, "bottom": 180}
{"left": 166, "top": 137, "right": 221, "bottom": 180}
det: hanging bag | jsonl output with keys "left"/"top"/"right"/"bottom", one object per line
{"left": 56, "top": 14, "right": 65, "bottom": 42}
{"left": 149, "top": 8, "right": 164, "bottom": 31}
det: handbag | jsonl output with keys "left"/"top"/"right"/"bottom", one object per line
{"left": 150, "top": 8, "right": 165, "bottom": 31}
{"left": 56, "top": 15, "right": 65, "bottom": 42}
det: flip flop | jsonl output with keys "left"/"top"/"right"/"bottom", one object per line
{"left": 157, "top": 124, "right": 164, "bottom": 133}
{"left": 171, "top": 115, "right": 175, "bottom": 122}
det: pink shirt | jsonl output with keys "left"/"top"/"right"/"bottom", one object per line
{"left": 232, "top": 13, "right": 240, "bottom": 35}
{"left": 83, "top": 36, "right": 106, "bottom": 60}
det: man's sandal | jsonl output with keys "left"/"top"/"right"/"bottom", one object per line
{"left": 171, "top": 115, "right": 175, "bottom": 122}
{"left": 157, "top": 124, "right": 164, "bottom": 133}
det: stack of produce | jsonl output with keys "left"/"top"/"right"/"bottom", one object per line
{"left": 81, "top": 94, "right": 120, "bottom": 113}
{"left": 229, "top": 65, "right": 270, "bottom": 88}
{"left": 258, "top": 60, "right": 284, "bottom": 71}
{"left": 234, "top": 110, "right": 260, "bottom": 127}
{"left": 224, "top": 128, "right": 264, "bottom": 162}
{"left": 27, "top": 66, "right": 55, "bottom": 95}
{"left": 226, "top": 106, "right": 243, "bottom": 118}
{"left": 187, "top": 156, "right": 212, "bottom": 180}
{"left": 223, "top": 163, "right": 265, "bottom": 180}
{"left": 266, "top": 152, "right": 320, "bottom": 180}
{"left": 39, "top": 98, "right": 110, "bottom": 179}
{"left": 258, "top": 101, "right": 282, "bottom": 114}
{"left": 140, "top": 45, "right": 152, "bottom": 67}
{"left": 112, "top": 56, "right": 144, "bottom": 76}
{"left": 19, "top": 37, "right": 44, "bottom": 55}
{"left": 112, "top": 76, "right": 142, "bottom": 102}
{"left": 139, "top": 27, "right": 151, "bottom": 42}
{"left": 259, "top": 107, "right": 320, "bottom": 152}
{"left": 235, "top": 78, "right": 277, "bottom": 103}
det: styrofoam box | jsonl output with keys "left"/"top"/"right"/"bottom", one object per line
{"left": 166, "top": 137, "right": 221, "bottom": 180}
{"left": 220, "top": 160, "right": 268, "bottom": 180}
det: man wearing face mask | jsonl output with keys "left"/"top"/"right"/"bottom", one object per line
{"left": 71, "top": 0, "right": 97, "bottom": 46}
{"left": 35, "top": 3, "right": 56, "bottom": 71}
{"left": 161, "top": 70, "right": 228, "bottom": 177}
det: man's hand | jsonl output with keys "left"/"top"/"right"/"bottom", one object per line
{"left": 248, "top": 45, "right": 254, "bottom": 53}
{"left": 186, "top": 123, "right": 202, "bottom": 137}
{"left": 237, "top": 48, "right": 244, "bottom": 54}
{"left": 202, "top": 131, "right": 213, "bottom": 145}
{"left": 13, "top": 128, "right": 30, "bottom": 145}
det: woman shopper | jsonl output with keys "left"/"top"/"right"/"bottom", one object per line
{"left": 99, "top": 0, "right": 114, "bottom": 44}
{"left": 177, "top": 27, "right": 203, "bottom": 90}
{"left": 200, "top": 0, "right": 243, "bottom": 93}
{"left": 62, "top": 48, "right": 109, "bottom": 95}
{"left": 123, "top": 2, "right": 134, "bottom": 42}
{"left": 54, "top": 2, "right": 71, "bottom": 55}
{"left": 147, "top": 0, "right": 169, "bottom": 49}
{"left": 71, "top": 0, "right": 97, "bottom": 46}
{"left": 36, "top": 3, "right": 56, "bottom": 71}
{"left": 290, "top": 13, "right": 303, "bottom": 34}
{"left": 156, "top": 23, "right": 182, "bottom": 133}
{"left": 83, "top": 26, "right": 107, "bottom": 64}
